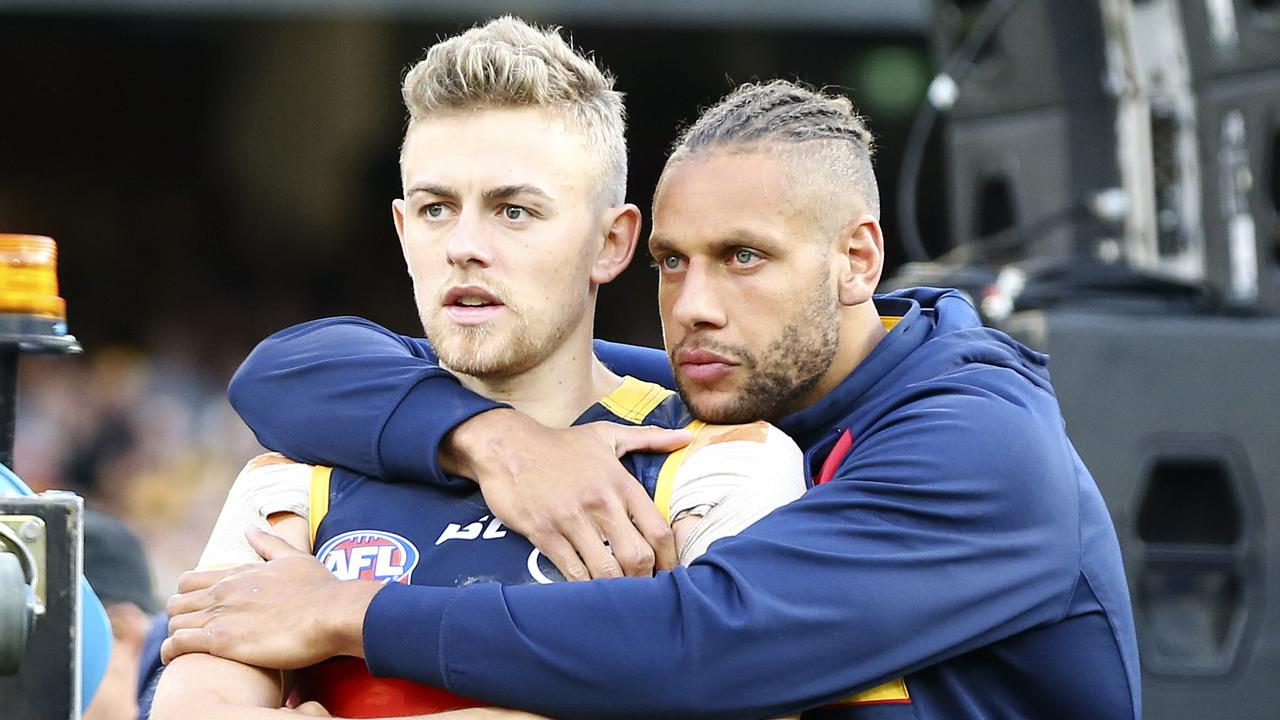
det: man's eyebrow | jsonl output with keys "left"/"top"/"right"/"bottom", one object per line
{"left": 649, "top": 230, "right": 778, "bottom": 254}
{"left": 648, "top": 235, "right": 675, "bottom": 253}
{"left": 482, "top": 184, "right": 554, "bottom": 203}
{"left": 405, "top": 183, "right": 457, "bottom": 199}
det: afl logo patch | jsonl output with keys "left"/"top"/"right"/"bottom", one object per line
{"left": 316, "top": 530, "right": 420, "bottom": 584}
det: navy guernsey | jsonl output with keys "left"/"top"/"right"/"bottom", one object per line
{"left": 230, "top": 288, "right": 1141, "bottom": 719}
{"left": 310, "top": 376, "right": 690, "bottom": 590}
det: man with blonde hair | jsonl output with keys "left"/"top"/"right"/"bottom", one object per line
{"left": 153, "top": 16, "right": 809, "bottom": 719}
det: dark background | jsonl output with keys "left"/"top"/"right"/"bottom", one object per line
{"left": 0, "top": 3, "right": 941, "bottom": 362}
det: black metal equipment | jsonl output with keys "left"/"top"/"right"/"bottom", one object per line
{"left": 899, "top": 3, "right": 1280, "bottom": 717}
{"left": 932, "top": 0, "right": 1123, "bottom": 264}
{"left": 1006, "top": 311, "right": 1280, "bottom": 720}
{"left": 904, "top": 0, "right": 1280, "bottom": 319}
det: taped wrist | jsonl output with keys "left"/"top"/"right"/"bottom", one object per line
{"left": 668, "top": 423, "right": 807, "bottom": 563}
{"left": 196, "top": 453, "right": 313, "bottom": 569}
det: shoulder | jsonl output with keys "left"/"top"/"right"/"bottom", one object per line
{"left": 660, "top": 421, "right": 806, "bottom": 517}
{"left": 826, "top": 364, "right": 1080, "bottom": 542}
{"left": 858, "top": 371, "right": 1070, "bottom": 482}
{"left": 590, "top": 376, "right": 689, "bottom": 428}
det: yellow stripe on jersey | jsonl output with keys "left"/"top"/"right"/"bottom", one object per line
{"left": 599, "top": 376, "right": 675, "bottom": 424}
{"left": 308, "top": 465, "right": 333, "bottom": 547}
{"left": 826, "top": 677, "right": 911, "bottom": 707}
{"left": 881, "top": 315, "right": 902, "bottom": 331}
{"left": 653, "top": 420, "right": 706, "bottom": 522}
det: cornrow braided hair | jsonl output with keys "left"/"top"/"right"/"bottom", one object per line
{"left": 672, "top": 80, "right": 874, "bottom": 156}
{"left": 665, "top": 79, "right": 880, "bottom": 220}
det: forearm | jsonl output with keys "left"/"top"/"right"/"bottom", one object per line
{"left": 150, "top": 654, "right": 286, "bottom": 720}
{"left": 363, "top": 462, "right": 1076, "bottom": 719}
{"left": 592, "top": 339, "right": 671, "bottom": 388}
{"left": 229, "top": 317, "right": 502, "bottom": 482}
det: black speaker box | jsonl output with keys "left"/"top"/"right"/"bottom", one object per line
{"left": 1005, "top": 310, "right": 1280, "bottom": 720}
{"left": 944, "top": 105, "right": 1122, "bottom": 256}
{"left": 1179, "top": 0, "right": 1280, "bottom": 84}
{"left": 931, "top": 0, "right": 1113, "bottom": 119}
{"left": 1195, "top": 70, "right": 1280, "bottom": 311}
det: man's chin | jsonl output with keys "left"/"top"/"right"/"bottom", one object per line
{"left": 678, "top": 387, "right": 759, "bottom": 425}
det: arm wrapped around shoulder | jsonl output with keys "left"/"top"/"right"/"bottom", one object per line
{"left": 196, "top": 453, "right": 314, "bottom": 569}
{"left": 669, "top": 422, "right": 807, "bottom": 563}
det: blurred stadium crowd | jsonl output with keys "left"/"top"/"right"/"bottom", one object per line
{"left": 15, "top": 346, "right": 260, "bottom": 593}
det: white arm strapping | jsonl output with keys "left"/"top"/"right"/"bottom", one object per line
{"left": 669, "top": 424, "right": 807, "bottom": 564}
{"left": 195, "top": 454, "right": 313, "bottom": 569}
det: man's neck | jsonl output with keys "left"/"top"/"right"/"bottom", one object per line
{"left": 451, "top": 327, "right": 622, "bottom": 428}
{"left": 799, "top": 302, "right": 887, "bottom": 411}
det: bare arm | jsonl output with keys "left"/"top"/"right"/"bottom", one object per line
{"left": 154, "top": 457, "right": 316, "bottom": 719}
{"left": 150, "top": 654, "right": 297, "bottom": 720}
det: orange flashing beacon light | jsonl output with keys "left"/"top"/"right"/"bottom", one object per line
{"left": 0, "top": 235, "right": 66, "bottom": 320}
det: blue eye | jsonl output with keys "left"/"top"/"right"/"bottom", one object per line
{"left": 503, "top": 205, "right": 527, "bottom": 221}
{"left": 424, "top": 203, "right": 446, "bottom": 218}
{"left": 663, "top": 255, "right": 683, "bottom": 270}
{"left": 733, "top": 249, "right": 758, "bottom": 265}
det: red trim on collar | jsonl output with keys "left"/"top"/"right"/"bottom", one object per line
{"left": 815, "top": 429, "right": 854, "bottom": 485}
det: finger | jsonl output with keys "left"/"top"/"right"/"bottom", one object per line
{"left": 592, "top": 484, "right": 655, "bottom": 577}
{"left": 166, "top": 586, "right": 215, "bottom": 619}
{"left": 530, "top": 531, "right": 591, "bottom": 582}
{"left": 166, "top": 607, "right": 215, "bottom": 636}
{"left": 608, "top": 425, "right": 693, "bottom": 457}
{"left": 176, "top": 567, "right": 234, "bottom": 594}
{"left": 161, "top": 628, "right": 211, "bottom": 664}
{"left": 622, "top": 483, "right": 678, "bottom": 571}
{"left": 560, "top": 514, "right": 624, "bottom": 580}
{"left": 598, "top": 513, "right": 655, "bottom": 577}
{"left": 246, "top": 526, "right": 309, "bottom": 560}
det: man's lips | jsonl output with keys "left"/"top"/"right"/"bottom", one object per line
{"left": 442, "top": 285, "right": 505, "bottom": 325}
{"left": 675, "top": 347, "right": 737, "bottom": 383}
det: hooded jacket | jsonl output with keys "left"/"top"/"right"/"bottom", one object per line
{"left": 228, "top": 288, "right": 1141, "bottom": 719}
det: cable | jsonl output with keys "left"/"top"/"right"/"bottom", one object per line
{"left": 930, "top": 203, "right": 1092, "bottom": 266}
{"left": 896, "top": 0, "right": 1031, "bottom": 262}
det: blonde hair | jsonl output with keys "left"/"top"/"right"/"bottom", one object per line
{"left": 401, "top": 16, "right": 627, "bottom": 205}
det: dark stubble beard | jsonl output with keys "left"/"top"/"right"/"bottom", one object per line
{"left": 674, "top": 273, "right": 840, "bottom": 424}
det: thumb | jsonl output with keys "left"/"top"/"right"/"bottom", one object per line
{"left": 609, "top": 425, "right": 693, "bottom": 457}
{"left": 246, "top": 526, "right": 308, "bottom": 561}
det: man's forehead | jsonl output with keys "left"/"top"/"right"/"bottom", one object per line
{"left": 401, "top": 109, "right": 593, "bottom": 196}
{"left": 652, "top": 156, "right": 810, "bottom": 240}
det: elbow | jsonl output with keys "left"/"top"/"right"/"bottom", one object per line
{"left": 227, "top": 342, "right": 267, "bottom": 419}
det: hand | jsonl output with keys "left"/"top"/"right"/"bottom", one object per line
{"left": 442, "top": 409, "right": 691, "bottom": 580}
{"left": 162, "top": 528, "right": 381, "bottom": 668}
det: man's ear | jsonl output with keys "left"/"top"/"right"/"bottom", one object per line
{"left": 591, "top": 203, "right": 643, "bottom": 285}
{"left": 835, "top": 214, "right": 885, "bottom": 307}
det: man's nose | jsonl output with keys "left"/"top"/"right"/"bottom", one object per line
{"left": 445, "top": 212, "right": 494, "bottom": 267}
{"left": 670, "top": 263, "right": 727, "bottom": 330}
